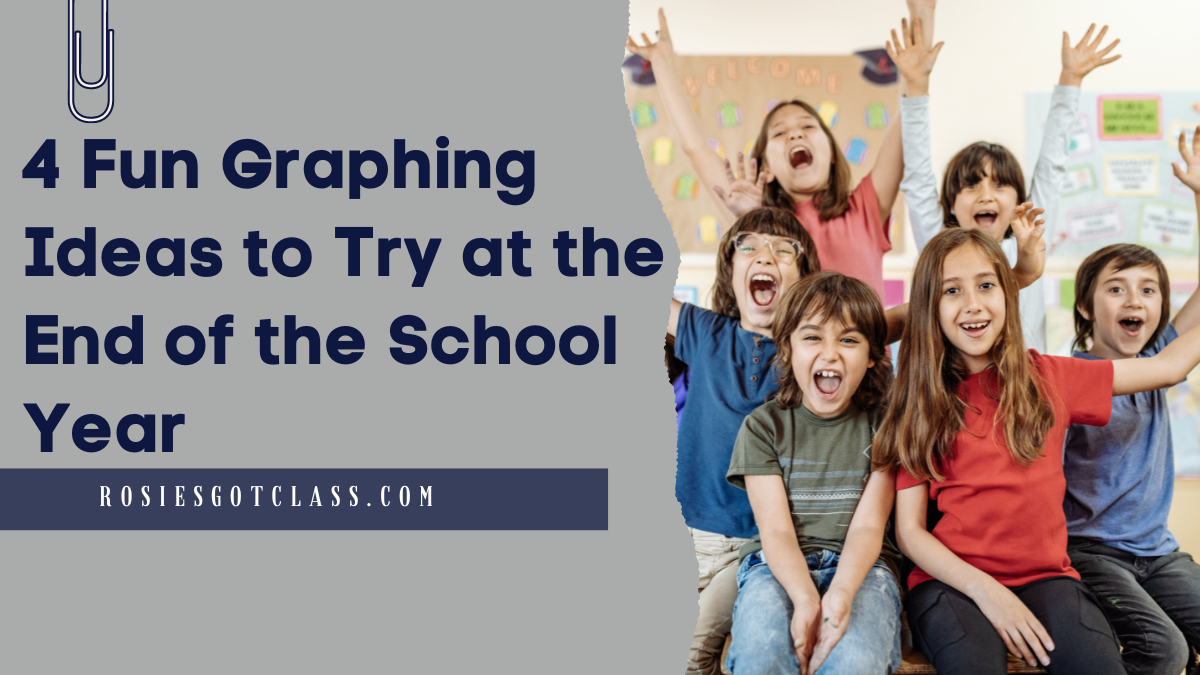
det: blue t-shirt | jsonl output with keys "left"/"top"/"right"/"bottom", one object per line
{"left": 674, "top": 303, "right": 778, "bottom": 538}
{"left": 1063, "top": 323, "right": 1179, "bottom": 556}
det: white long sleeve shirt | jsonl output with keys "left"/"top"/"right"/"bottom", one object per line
{"left": 900, "top": 87, "right": 1081, "bottom": 353}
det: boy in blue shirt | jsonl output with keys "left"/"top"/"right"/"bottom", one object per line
{"left": 1063, "top": 128, "right": 1200, "bottom": 675}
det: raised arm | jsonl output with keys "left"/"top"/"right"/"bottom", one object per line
{"left": 1170, "top": 127, "right": 1200, "bottom": 335}
{"left": 1112, "top": 314, "right": 1200, "bottom": 396}
{"left": 896, "top": 484, "right": 1054, "bottom": 667}
{"left": 889, "top": 16, "right": 945, "bottom": 251}
{"left": 807, "top": 469, "right": 895, "bottom": 673}
{"left": 1033, "top": 25, "right": 1121, "bottom": 249}
{"left": 745, "top": 474, "right": 823, "bottom": 674}
{"left": 627, "top": 10, "right": 739, "bottom": 224}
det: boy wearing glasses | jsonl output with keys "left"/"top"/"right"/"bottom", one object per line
{"left": 666, "top": 207, "right": 821, "bottom": 674}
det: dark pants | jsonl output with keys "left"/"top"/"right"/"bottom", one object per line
{"left": 1069, "top": 538, "right": 1200, "bottom": 675}
{"left": 905, "top": 576, "right": 1123, "bottom": 675}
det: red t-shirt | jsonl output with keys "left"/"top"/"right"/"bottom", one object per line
{"left": 896, "top": 352, "right": 1114, "bottom": 589}
{"left": 794, "top": 174, "right": 891, "bottom": 301}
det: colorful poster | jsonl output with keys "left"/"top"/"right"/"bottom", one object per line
{"left": 1097, "top": 95, "right": 1163, "bottom": 140}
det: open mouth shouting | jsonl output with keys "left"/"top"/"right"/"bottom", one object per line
{"left": 973, "top": 211, "right": 999, "bottom": 229}
{"left": 814, "top": 369, "right": 843, "bottom": 400}
{"left": 750, "top": 273, "right": 779, "bottom": 307}
{"left": 960, "top": 320, "right": 990, "bottom": 338}
{"left": 789, "top": 146, "right": 813, "bottom": 170}
{"left": 1118, "top": 316, "right": 1145, "bottom": 337}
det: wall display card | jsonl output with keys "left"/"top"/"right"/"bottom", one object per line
{"left": 1098, "top": 95, "right": 1163, "bottom": 140}
{"left": 1137, "top": 202, "right": 1198, "bottom": 253}
{"left": 1066, "top": 203, "right": 1124, "bottom": 243}
{"left": 1103, "top": 154, "right": 1160, "bottom": 196}
{"left": 1062, "top": 164, "right": 1098, "bottom": 196}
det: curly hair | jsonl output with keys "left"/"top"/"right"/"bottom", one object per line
{"left": 710, "top": 207, "right": 821, "bottom": 320}
{"left": 768, "top": 271, "right": 892, "bottom": 412}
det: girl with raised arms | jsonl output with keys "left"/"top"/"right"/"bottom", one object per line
{"left": 874, "top": 223, "right": 1200, "bottom": 675}
{"left": 890, "top": 0, "right": 1120, "bottom": 351}
{"left": 627, "top": 7, "right": 920, "bottom": 300}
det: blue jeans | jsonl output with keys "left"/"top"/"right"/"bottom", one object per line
{"left": 727, "top": 550, "right": 902, "bottom": 675}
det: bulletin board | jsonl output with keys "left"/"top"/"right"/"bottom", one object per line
{"left": 624, "top": 53, "right": 905, "bottom": 255}
{"left": 1026, "top": 92, "right": 1200, "bottom": 257}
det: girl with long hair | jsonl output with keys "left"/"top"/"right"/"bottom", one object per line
{"left": 874, "top": 226, "right": 1200, "bottom": 675}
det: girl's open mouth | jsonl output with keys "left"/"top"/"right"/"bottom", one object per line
{"left": 790, "top": 147, "right": 813, "bottom": 169}
{"left": 814, "top": 370, "right": 842, "bottom": 399}
{"left": 749, "top": 274, "right": 778, "bottom": 307}
{"left": 974, "top": 212, "right": 998, "bottom": 229}
{"left": 1119, "top": 317, "right": 1144, "bottom": 336}
{"left": 960, "top": 321, "right": 990, "bottom": 338}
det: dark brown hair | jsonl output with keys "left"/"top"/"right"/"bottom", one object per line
{"left": 1072, "top": 244, "right": 1171, "bottom": 353}
{"left": 940, "top": 142, "right": 1027, "bottom": 239}
{"left": 873, "top": 229, "right": 1055, "bottom": 480}
{"left": 770, "top": 272, "right": 892, "bottom": 412}
{"left": 751, "top": 101, "right": 853, "bottom": 222}
{"left": 664, "top": 333, "right": 686, "bottom": 383}
{"left": 710, "top": 207, "right": 821, "bottom": 320}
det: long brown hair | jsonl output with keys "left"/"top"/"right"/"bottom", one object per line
{"left": 873, "top": 229, "right": 1055, "bottom": 480}
{"left": 751, "top": 101, "right": 852, "bottom": 221}
{"left": 1072, "top": 244, "right": 1171, "bottom": 353}
{"left": 940, "top": 142, "right": 1027, "bottom": 239}
{"left": 710, "top": 207, "right": 821, "bottom": 320}
{"left": 770, "top": 272, "right": 892, "bottom": 411}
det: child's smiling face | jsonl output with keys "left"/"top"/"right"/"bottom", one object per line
{"left": 731, "top": 232, "right": 804, "bottom": 337}
{"left": 1081, "top": 262, "right": 1164, "bottom": 359}
{"left": 938, "top": 244, "right": 1008, "bottom": 374}
{"left": 951, "top": 160, "right": 1019, "bottom": 243}
{"left": 760, "top": 105, "right": 834, "bottom": 198}
{"left": 788, "top": 312, "right": 874, "bottom": 418}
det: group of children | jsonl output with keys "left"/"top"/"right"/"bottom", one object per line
{"left": 632, "top": 4, "right": 1200, "bottom": 675}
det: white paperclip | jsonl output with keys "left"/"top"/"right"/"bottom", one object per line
{"left": 68, "top": 0, "right": 115, "bottom": 123}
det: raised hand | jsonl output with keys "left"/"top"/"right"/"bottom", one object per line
{"left": 790, "top": 599, "right": 822, "bottom": 675}
{"left": 1011, "top": 202, "right": 1047, "bottom": 289}
{"left": 807, "top": 587, "right": 852, "bottom": 674}
{"left": 625, "top": 8, "right": 675, "bottom": 66}
{"left": 1173, "top": 126, "right": 1200, "bottom": 194}
{"left": 885, "top": 17, "right": 944, "bottom": 98}
{"left": 712, "top": 152, "right": 767, "bottom": 217}
{"left": 1060, "top": 24, "right": 1120, "bottom": 87}
{"left": 975, "top": 580, "right": 1055, "bottom": 667}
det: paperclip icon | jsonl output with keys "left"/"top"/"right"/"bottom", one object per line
{"left": 68, "top": 0, "right": 115, "bottom": 123}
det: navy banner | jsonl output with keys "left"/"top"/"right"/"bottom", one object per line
{"left": 0, "top": 469, "right": 607, "bottom": 530}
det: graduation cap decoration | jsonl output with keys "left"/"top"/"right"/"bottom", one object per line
{"left": 854, "top": 48, "right": 897, "bottom": 86}
{"left": 623, "top": 54, "right": 656, "bottom": 86}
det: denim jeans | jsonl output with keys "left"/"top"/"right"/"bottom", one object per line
{"left": 727, "top": 550, "right": 902, "bottom": 675}
{"left": 1069, "top": 538, "right": 1200, "bottom": 675}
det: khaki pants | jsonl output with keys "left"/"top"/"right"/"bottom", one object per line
{"left": 688, "top": 528, "right": 753, "bottom": 675}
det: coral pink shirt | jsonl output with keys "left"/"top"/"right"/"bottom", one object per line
{"left": 896, "top": 352, "right": 1114, "bottom": 589}
{"left": 794, "top": 174, "right": 891, "bottom": 300}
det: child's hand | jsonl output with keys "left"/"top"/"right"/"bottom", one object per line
{"left": 886, "top": 18, "right": 944, "bottom": 98}
{"left": 625, "top": 8, "right": 675, "bottom": 67}
{"left": 1011, "top": 202, "right": 1047, "bottom": 290}
{"left": 1173, "top": 126, "right": 1200, "bottom": 194}
{"left": 975, "top": 580, "right": 1055, "bottom": 667}
{"left": 1060, "top": 24, "right": 1120, "bottom": 87}
{"left": 790, "top": 598, "right": 822, "bottom": 675}
{"left": 712, "top": 152, "right": 767, "bottom": 217}
{"left": 807, "top": 587, "right": 852, "bottom": 674}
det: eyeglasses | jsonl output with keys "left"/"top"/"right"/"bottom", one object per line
{"left": 733, "top": 233, "right": 804, "bottom": 263}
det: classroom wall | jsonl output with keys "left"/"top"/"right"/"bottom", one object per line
{"left": 630, "top": 0, "right": 1200, "bottom": 553}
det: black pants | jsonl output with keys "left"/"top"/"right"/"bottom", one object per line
{"left": 905, "top": 576, "right": 1123, "bottom": 675}
{"left": 1069, "top": 538, "right": 1200, "bottom": 675}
